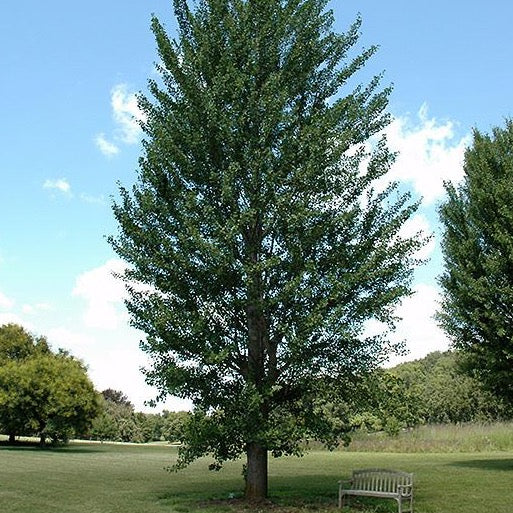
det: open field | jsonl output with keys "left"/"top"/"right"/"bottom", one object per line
{"left": 1, "top": 440, "right": 513, "bottom": 513}
{"left": 345, "top": 421, "right": 513, "bottom": 453}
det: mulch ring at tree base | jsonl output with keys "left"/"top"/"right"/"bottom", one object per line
{"left": 199, "top": 497, "right": 341, "bottom": 512}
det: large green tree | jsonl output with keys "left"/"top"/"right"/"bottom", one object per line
{"left": 438, "top": 120, "right": 513, "bottom": 404}
{"left": 111, "top": 0, "right": 423, "bottom": 499}
{"left": 0, "top": 324, "right": 100, "bottom": 445}
{"left": 0, "top": 324, "right": 50, "bottom": 442}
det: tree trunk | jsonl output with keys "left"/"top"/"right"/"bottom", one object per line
{"left": 8, "top": 433, "right": 15, "bottom": 444}
{"left": 245, "top": 442, "right": 268, "bottom": 501}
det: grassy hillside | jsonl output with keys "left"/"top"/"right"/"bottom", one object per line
{"left": 346, "top": 421, "right": 513, "bottom": 453}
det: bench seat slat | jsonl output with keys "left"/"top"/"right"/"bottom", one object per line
{"left": 343, "top": 489, "right": 398, "bottom": 499}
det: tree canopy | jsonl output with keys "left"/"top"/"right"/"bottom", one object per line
{"left": 438, "top": 120, "right": 513, "bottom": 403}
{"left": 110, "top": 0, "right": 424, "bottom": 499}
{"left": 0, "top": 324, "right": 100, "bottom": 445}
{"left": 391, "top": 351, "right": 511, "bottom": 424}
{"left": 0, "top": 323, "right": 49, "bottom": 361}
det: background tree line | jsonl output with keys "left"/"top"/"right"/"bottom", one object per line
{"left": 2, "top": 321, "right": 511, "bottom": 446}
{"left": 91, "top": 350, "right": 513, "bottom": 444}
{"left": 0, "top": 323, "right": 191, "bottom": 445}
{"left": 391, "top": 351, "right": 512, "bottom": 425}
{"left": 89, "top": 389, "right": 190, "bottom": 444}
{"left": 341, "top": 350, "right": 512, "bottom": 438}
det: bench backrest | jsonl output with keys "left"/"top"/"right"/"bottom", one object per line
{"left": 352, "top": 469, "right": 413, "bottom": 493}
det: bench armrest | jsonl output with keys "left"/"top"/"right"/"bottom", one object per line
{"left": 338, "top": 479, "right": 352, "bottom": 488}
{"left": 397, "top": 484, "right": 412, "bottom": 497}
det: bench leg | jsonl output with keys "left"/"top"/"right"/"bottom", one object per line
{"left": 397, "top": 496, "right": 413, "bottom": 513}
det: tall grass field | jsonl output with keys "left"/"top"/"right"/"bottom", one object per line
{"left": 1, "top": 423, "right": 513, "bottom": 513}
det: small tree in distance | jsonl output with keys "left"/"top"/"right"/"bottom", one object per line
{"left": 102, "top": 388, "right": 134, "bottom": 409}
{"left": 110, "top": 0, "right": 425, "bottom": 500}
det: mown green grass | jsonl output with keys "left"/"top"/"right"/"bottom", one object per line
{"left": 1, "top": 440, "right": 513, "bottom": 513}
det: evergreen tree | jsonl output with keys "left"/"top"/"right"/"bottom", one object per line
{"left": 110, "top": 0, "right": 423, "bottom": 499}
{"left": 438, "top": 120, "right": 513, "bottom": 403}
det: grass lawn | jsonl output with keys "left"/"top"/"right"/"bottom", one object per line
{"left": 1, "top": 442, "right": 512, "bottom": 513}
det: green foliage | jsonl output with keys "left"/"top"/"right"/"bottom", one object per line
{"left": 0, "top": 323, "right": 100, "bottom": 444}
{"left": 101, "top": 388, "right": 134, "bottom": 408}
{"left": 161, "top": 410, "right": 190, "bottom": 442}
{"left": 90, "top": 389, "right": 190, "bottom": 443}
{"left": 438, "top": 120, "right": 513, "bottom": 403}
{"left": 350, "top": 370, "right": 420, "bottom": 436}
{"left": 110, "top": 0, "right": 424, "bottom": 495}
{"left": 90, "top": 409, "right": 119, "bottom": 442}
{"left": 391, "top": 351, "right": 510, "bottom": 424}
{"left": 91, "top": 390, "right": 139, "bottom": 442}
{"left": 0, "top": 323, "right": 49, "bottom": 360}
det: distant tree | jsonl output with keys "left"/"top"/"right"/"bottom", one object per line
{"left": 351, "top": 370, "right": 420, "bottom": 435}
{"left": 90, "top": 409, "right": 119, "bottom": 442}
{"left": 101, "top": 389, "right": 134, "bottom": 409}
{"left": 110, "top": 0, "right": 424, "bottom": 499}
{"left": 392, "top": 351, "right": 510, "bottom": 423}
{"left": 0, "top": 324, "right": 100, "bottom": 445}
{"left": 92, "top": 390, "right": 153, "bottom": 443}
{"left": 138, "top": 412, "right": 164, "bottom": 442}
{"left": 438, "top": 120, "right": 513, "bottom": 403}
{"left": 161, "top": 411, "right": 190, "bottom": 443}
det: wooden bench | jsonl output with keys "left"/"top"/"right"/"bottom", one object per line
{"left": 338, "top": 468, "right": 413, "bottom": 513}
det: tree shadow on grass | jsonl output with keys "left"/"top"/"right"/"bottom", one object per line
{"left": 0, "top": 441, "right": 104, "bottom": 454}
{"left": 185, "top": 497, "right": 341, "bottom": 513}
{"left": 195, "top": 496, "right": 394, "bottom": 512}
{"left": 448, "top": 458, "right": 513, "bottom": 471}
{"left": 157, "top": 473, "right": 395, "bottom": 513}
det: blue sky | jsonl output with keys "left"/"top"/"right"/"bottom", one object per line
{"left": 1, "top": 0, "right": 512, "bottom": 411}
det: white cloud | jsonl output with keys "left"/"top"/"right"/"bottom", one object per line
{"left": 0, "top": 291, "right": 36, "bottom": 331}
{"left": 72, "top": 259, "right": 129, "bottom": 330}
{"left": 95, "top": 133, "right": 120, "bottom": 156}
{"left": 47, "top": 323, "right": 189, "bottom": 412}
{"left": 0, "top": 290, "right": 14, "bottom": 310}
{"left": 399, "top": 213, "right": 436, "bottom": 262}
{"left": 21, "top": 303, "right": 52, "bottom": 315}
{"left": 111, "top": 84, "right": 144, "bottom": 144}
{"left": 387, "top": 283, "right": 450, "bottom": 366}
{"left": 43, "top": 178, "right": 72, "bottom": 196}
{"left": 95, "top": 84, "right": 145, "bottom": 157}
{"left": 79, "top": 193, "right": 107, "bottom": 205}
{"left": 385, "top": 104, "right": 470, "bottom": 205}
{"left": 363, "top": 283, "right": 450, "bottom": 367}
{"left": 0, "top": 312, "right": 31, "bottom": 329}
{"left": 68, "top": 260, "right": 189, "bottom": 411}
{"left": 47, "top": 326, "right": 97, "bottom": 355}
